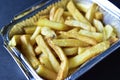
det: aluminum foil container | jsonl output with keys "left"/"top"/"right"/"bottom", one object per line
{"left": 1, "top": 0, "right": 120, "bottom": 80}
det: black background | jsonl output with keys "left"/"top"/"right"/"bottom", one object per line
{"left": 0, "top": 0, "right": 120, "bottom": 80}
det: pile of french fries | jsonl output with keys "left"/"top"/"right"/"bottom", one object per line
{"left": 9, "top": 0, "right": 118, "bottom": 80}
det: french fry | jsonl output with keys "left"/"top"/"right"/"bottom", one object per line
{"left": 109, "top": 34, "right": 118, "bottom": 44}
{"left": 47, "top": 38, "right": 68, "bottom": 80}
{"left": 24, "top": 26, "right": 36, "bottom": 34}
{"left": 63, "top": 47, "right": 78, "bottom": 56}
{"left": 69, "top": 41, "right": 110, "bottom": 69}
{"left": 60, "top": 31, "right": 97, "bottom": 45}
{"left": 37, "top": 19, "right": 68, "bottom": 30}
{"left": 52, "top": 39, "right": 89, "bottom": 47}
{"left": 104, "top": 25, "right": 113, "bottom": 40}
{"left": 57, "top": 28, "right": 80, "bottom": 39}
{"left": 36, "top": 65, "right": 57, "bottom": 80}
{"left": 39, "top": 53, "right": 54, "bottom": 70}
{"left": 20, "top": 35, "right": 40, "bottom": 69}
{"left": 30, "top": 26, "right": 41, "bottom": 45}
{"left": 9, "top": 35, "right": 21, "bottom": 47}
{"left": 95, "top": 11, "right": 103, "bottom": 20}
{"left": 85, "top": 3, "right": 98, "bottom": 23}
{"left": 93, "top": 19, "right": 104, "bottom": 32}
{"left": 36, "top": 35, "right": 60, "bottom": 73}
{"left": 41, "top": 27, "right": 56, "bottom": 38}
{"left": 35, "top": 46, "right": 42, "bottom": 55}
{"left": 53, "top": 8, "right": 64, "bottom": 22}
{"left": 79, "top": 29, "right": 103, "bottom": 42}
{"left": 67, "top": 0, "right": 91, "bottom": 25}
{"left": 76, "top": 3, "right": 90, "bottom": 13}
{"left": 65, "top": 19, "right": 94, "bottom": 31}
{"left": 49, "top": 6, "right": 57, "bottom": 21}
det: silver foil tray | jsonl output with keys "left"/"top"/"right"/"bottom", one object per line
{"left": 1, "top": 0, "right": 120, "bottom": 80}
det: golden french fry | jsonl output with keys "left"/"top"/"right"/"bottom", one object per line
{"left": 60, "top": 31, "right": 97, "bottom": 45}
{"left": 30, "top": 26, "right": 41, "bottom": 45}
{"left": 36, "top": 65, "right": 57, "bottom": 80}
{"left": 20, "top": 35, "right": 40, "bottom": 69}
{"left": 39, "top": 53, "right": 54, "bottom": 70}
{"left": 63, "top": 47, "right": 78, "bottom": 56}
{"left": 41, "top": 27, "right": 56, "bottom": 38}
{"left": 24, "top": 26, "right": 36, "bottom": 34}
{"left": 37, "top": 19, "right": 68, "bottom": 30}
{"left": 53, "top": 8, "right": 64, "bottom": 22}
{"left": 95, "top": 11, "right": 103, "bottom": 20}
{"left": 36, "top": 35, "right": 60, "bottom": 73}
{"left": 109, "top": 36, "right": 118, "bottom": 44}
{"left": 104, "top": 25, "right": 113, "bottom": 40}
{"left": 9, "top": 35, "right": 21, "bottom": 47}
{"left": 93, "top": 19, "right": 104, "bottom": 32}
{"left": 85, "top": 3, "right": 98, "bottom": 23}
{"left": 65, "top": 19, "right": 93, "bottom": 31}
{"left": 79, "top": 29, "right": 103, "bottom": 42}
{"left": 57, "top": 28, "right": 80, "bottom": 39}
{"left": 76, "top": 3, "right": 90, "bottom": 13}
{"left": 67, "top": 0, "right": 91, "bottom": 25}
{"left": 69, "top": 41, "right": 110, "bottom": 69}
{"left": 52, "top": 39, "right": 89, "bottom": 47}
{"left": 35, "top": 46, "right": 42, "bottom": 55}
{"left": 49, "top": 6, "right": 57, "bottom": 21}
{"left": 47, "top": 38, "right": 68, "bottom": 80}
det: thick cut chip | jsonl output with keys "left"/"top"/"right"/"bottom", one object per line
{"left": 104, "top": 25, "right": 113, "bottom": 40}
{"left": 85, "top": 3, "right": 98, "bottom": 23}
{"left": 63, "top": 47, "right": 78, "bottom": 56}
{"left": 52, "top": 39, "right": 89, "bottom": 47}
{"left": 69, "top": 41, "right": 110, "bottom": 69}
{"left": 36, "top": 35, "right": 60, "bottom": 73}
{"left": 36, "top": 65, "right": 57, "bottom": 80}
{"left": 35, "top": 46, "right": 42, "bottom": 55}
{"left": 39, "top": 53, "right": 54, "bottom": 70}
{"left": 37, "top": 19, "right": 68, "bottom": 30}
{"left": 53, "top": 8, "right": 64, "bottom": 22}
{"left": 93, "top": 19, "right": 104, "bottom": 32}
{"left": 76, "top": 3, "right": 90, "bottom": 13}
{"left": 41, "top": 27, "right": 56, "bottom": 38}
{"left": 49, "top": 6, "right": 57, "bottom": 21}
{"left": 47, "top": 38, "right": 68, "bottom": 80}
{"left": 65, "top": 20, "right": 92, "bottom": 31}
{"left": 24, "top": 26, "right": 36, "bottom": 34}
{"left": 95, "top": 11, "right": 103, "bottom": 20}
{"left": 79, "top": 29, "right": 103, "bottom": 42}
{"left": 60, "top": 32, "right": 97, "bottom": 45}
{"left": 30, "top": 26, "right": 41, "bottom": 45}
{"left": 20, "top": 35, "right": 40, "bottom": 69}
{"left": 9, "top": 35, "right": 21, "bottom": 47}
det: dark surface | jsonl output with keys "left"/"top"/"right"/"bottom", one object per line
{"left": 0, "top": 0, "right": 120, "bottom": 80}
